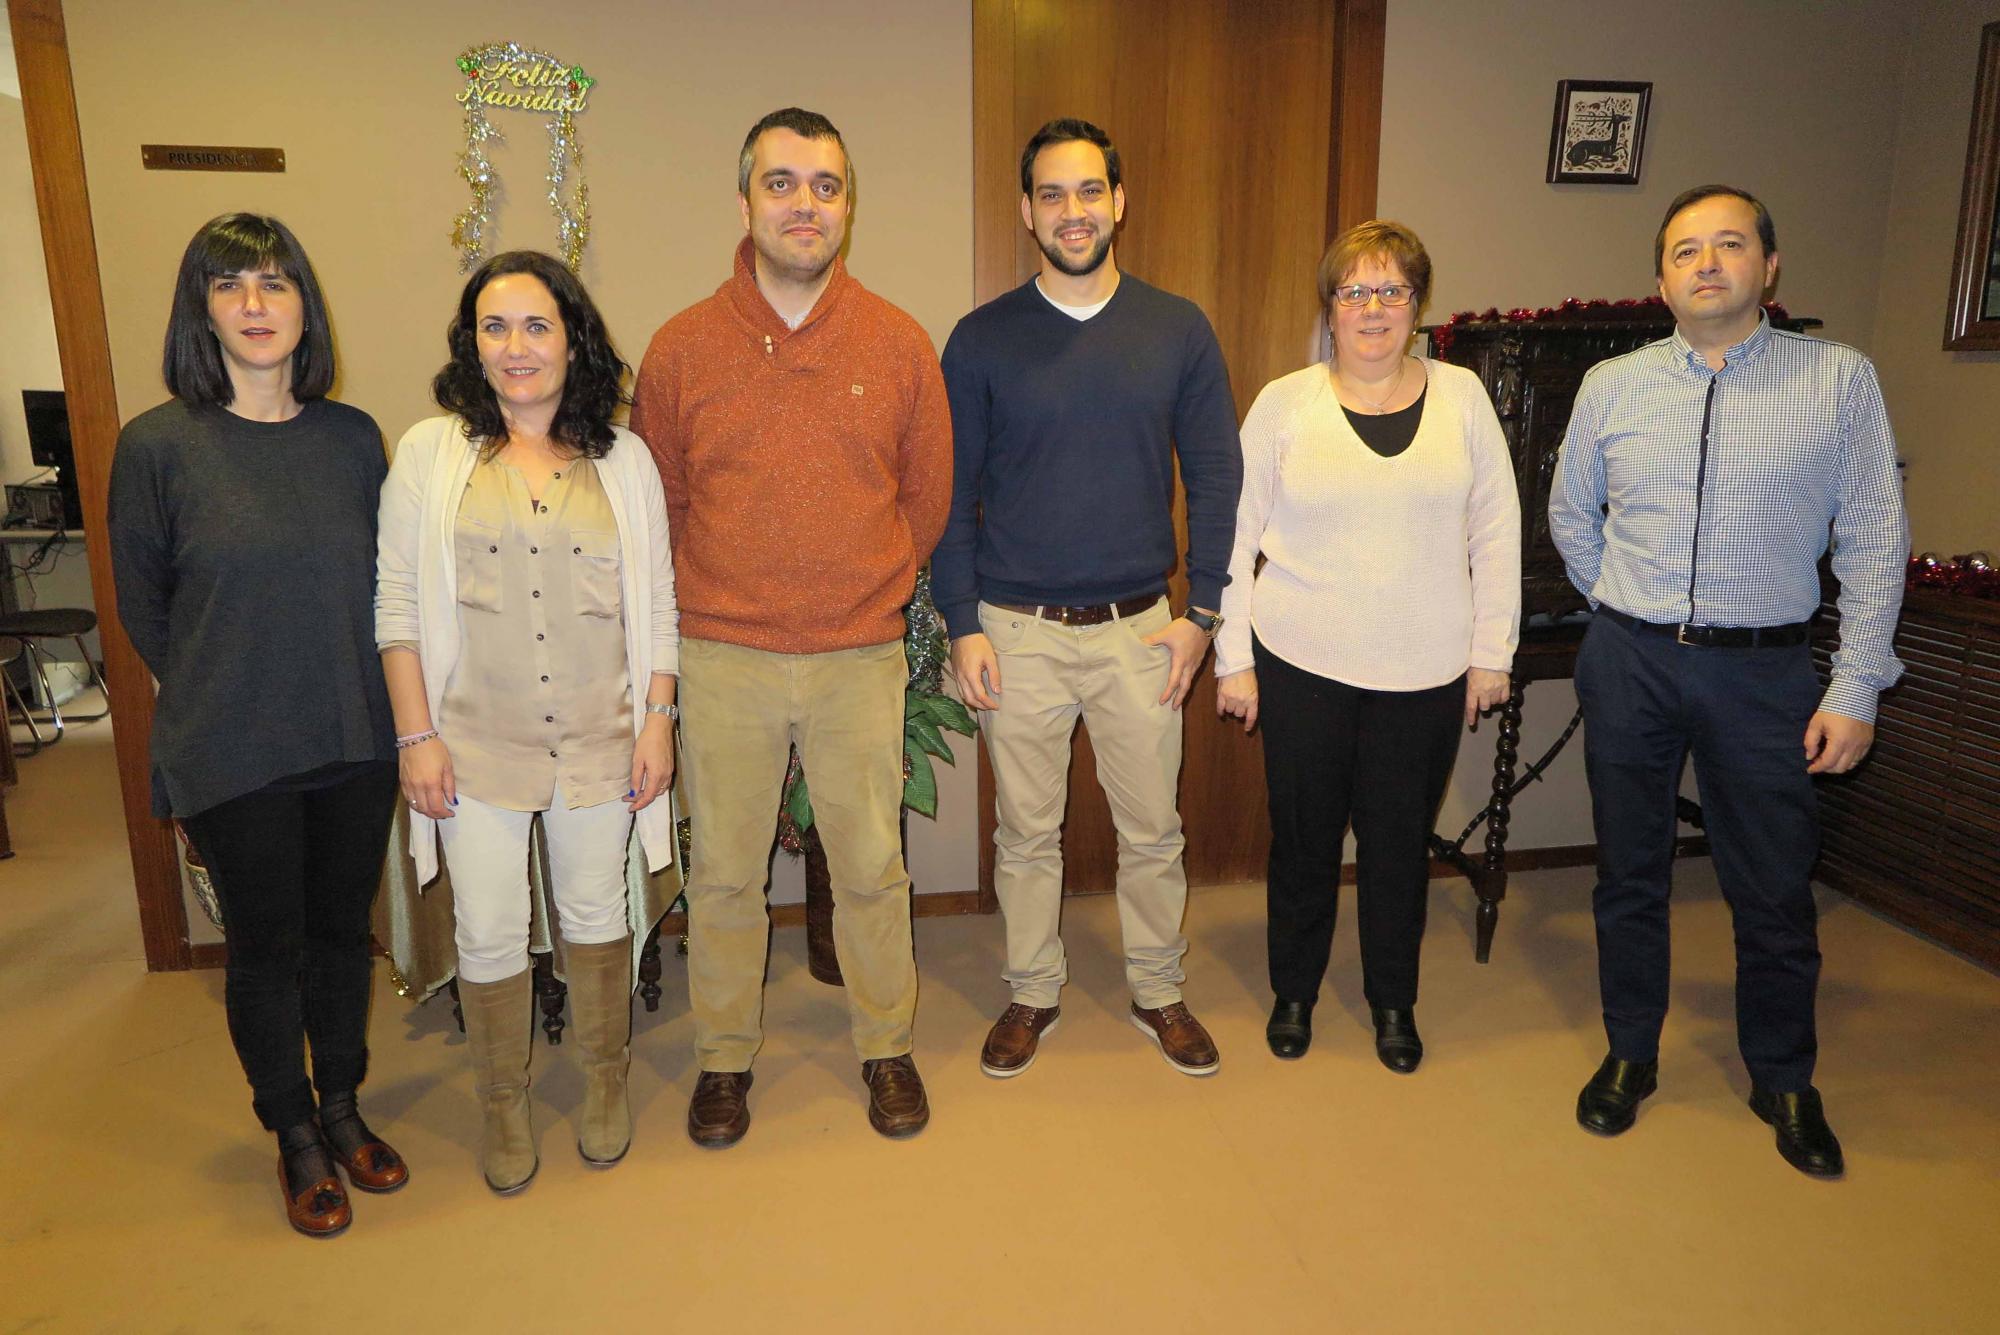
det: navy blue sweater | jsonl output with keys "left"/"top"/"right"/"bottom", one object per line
{"left": 933, "top": 275, "right": 1243, "bottom": 638}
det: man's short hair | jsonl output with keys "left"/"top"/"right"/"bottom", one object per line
{"left": 737, "top": 107, "right": 849, "bottom": 195}
{"left": 1653, "top": 184, "right": 1777, "bottom": 276}
{"left": 1317, "top": 219, "right": 1434, "bottom": 324}
{"left": 1018, "top": 118, "right": 1121, "bottom": 196}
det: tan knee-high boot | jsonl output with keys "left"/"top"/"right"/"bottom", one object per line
{"left": 459, "top": 969, "right": 538, "bottom": 1194}
{"left": 566, "top": 937, "right": 634, "bottom": 1167}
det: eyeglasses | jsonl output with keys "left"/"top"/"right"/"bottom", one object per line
{"left": 1332, "top": 283, "right": 1416, "bottom": 308}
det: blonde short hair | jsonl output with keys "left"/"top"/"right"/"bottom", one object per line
{"left": 1316, "top": 219, "right": 1432, "bottom": 323}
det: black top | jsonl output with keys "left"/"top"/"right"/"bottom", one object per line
{"left": 107, "top": 398, "right": 395, "bottom": 817}
{"left": 1341, "top": 385, "right": 1428, "bottom": 459}
{"left": 932, "top": 275, "right": 1244, "bottom": 637}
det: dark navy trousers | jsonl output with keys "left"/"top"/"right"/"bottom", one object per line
{"left": 1575, "top": 612, "right": 1824, "bottom": 1092}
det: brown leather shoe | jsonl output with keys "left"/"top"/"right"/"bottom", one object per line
{"left": 330, "top": 1137, "right": 408, "bottom": 1194}
{"left": 1130, "top": 1001, "right": 1221, "bottom": 1075}
{"left": 277, "top": 1159, "right": 351, "bottom": 1239}
{"left": 980, "top": 1003, "right": 1061, "bottom": 1078}
{"left": 862, "top": 1054, "right": 930, "bottom": 1138}
{"left": 687, "top": 1070, "right": 753, "bottom": 1148}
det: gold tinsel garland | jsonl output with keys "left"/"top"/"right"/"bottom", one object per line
{"left": 450, "top": 42, "right": 595, "bottom": 272}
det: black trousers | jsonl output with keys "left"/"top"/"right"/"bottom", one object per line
{"left": 1256, "top": 636, "right": 1463, "bottom": 1009}
{"left": 182, "top": 761, "right": 398, "bottom": 1130}
{"left": 1575, "top": 613, "right": 1823, "bottom": 1091}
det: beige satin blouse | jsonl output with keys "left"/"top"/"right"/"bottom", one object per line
{"left": 439, "top": 456, "right": 634, "bottom": 810}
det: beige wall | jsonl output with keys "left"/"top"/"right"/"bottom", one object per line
{"left": 1379, "top": 0, "right": 1906, "bottom": 347}
{"left": 64, "top": 0, "right": 976, "bottom": 901}
{"left": 1871, "top": 0, "right": 2000, "bottom": 554}
{"left": 0, "top": 92, "right": 64, "bottom": 485}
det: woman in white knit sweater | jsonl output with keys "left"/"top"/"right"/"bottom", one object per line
{"left": 1215, "top": 221, "right": 1520, "bottom": 1071}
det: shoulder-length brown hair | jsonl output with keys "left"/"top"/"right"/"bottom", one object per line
{"left": 162, "top": 213, "right": 336, "bottom": 407}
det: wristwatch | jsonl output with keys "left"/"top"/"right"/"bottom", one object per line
{"left": 645, "top": 703, "right": 680, "bottom": 720}
{"left": 1182, "top": 607, "right": 1223, "bottom": 638}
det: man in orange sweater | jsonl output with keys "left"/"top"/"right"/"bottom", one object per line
{"left": 630, "top": 107, "right": 952, "bottom": 1145}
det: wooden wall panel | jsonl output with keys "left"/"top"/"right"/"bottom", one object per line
{"left": 972, "top": 0, "right": 1383, "bottom": 898}
{"left": 11, "top": 0, "right": 187, "bottom": 969}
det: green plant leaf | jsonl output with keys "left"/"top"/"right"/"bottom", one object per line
{"left": 930, "top": 695, "right": 977, "bottom": 735}
{"left": 785, "top": 770, "right": 815, "bottom": 832}
{"left": 902, "top": 748, "right": 939, "bottom": 817}
{"left": 909, "top": 717, "right": 952, "bottom": 762}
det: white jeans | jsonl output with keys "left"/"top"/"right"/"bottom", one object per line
{"left": 438, "top": 784, "right": 634, "bottom": 984}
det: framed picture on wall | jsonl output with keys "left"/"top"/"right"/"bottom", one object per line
{"left": 1546, "top": 80, "right": 1652, "bottom": 185}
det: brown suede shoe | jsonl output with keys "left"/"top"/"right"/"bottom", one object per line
{"left": 687, "top": 1070, "right": 753, "bottom": 1149}
{"left": 1130, "top": 1001, "right": 1221, "bottom": 1076}
{"left": 862, "top": 1054, "right": 930, "bottom": 1138}
{"left": 980, "top": 1003, "right": 1061, "bottom": 1078}
{"left": 277, "top": 1159, "right": 351, "bottom": 1239}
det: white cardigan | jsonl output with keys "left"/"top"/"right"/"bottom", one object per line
{"left": 1214, "top": 360, "right": 1520, "bottom": 689}
{"left": 375, "top": 415, "right": 679, "bottom": 885}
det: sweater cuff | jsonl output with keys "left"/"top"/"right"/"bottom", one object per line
{"left": 941, "top": 599, "right": 982, "bottom": 640}
{"left": 1186, "top": 576, "right": 1226, "bottom": 615}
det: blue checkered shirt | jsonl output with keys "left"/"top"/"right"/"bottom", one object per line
{"left": 1549, "top": 315, "right": 1908, "bottom": 722}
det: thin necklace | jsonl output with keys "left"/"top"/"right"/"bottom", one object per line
{"left": 1339, "top": 357, "right": 1405, "bottom": 414}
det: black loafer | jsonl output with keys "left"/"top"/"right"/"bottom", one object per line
{"left": 1369, "top": 1006, "right": 1422, "bottom": 1074}
{"left": 1575, "top": 1055, "right": 1657, "bottom": 1136}
{"left": 1265, "top": 1000, "right": 1313, "bottom": 1060}
{"left": 1749, "top": 1085, "right": 1844, "bottom": 1179}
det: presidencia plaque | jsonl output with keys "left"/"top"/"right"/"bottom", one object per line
{"left": 141, "top": 145, "right": 286, "bottom": 172}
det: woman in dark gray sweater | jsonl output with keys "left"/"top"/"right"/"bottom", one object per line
{"left": 108, "top": 214, "right": 404, "bottom": 1238}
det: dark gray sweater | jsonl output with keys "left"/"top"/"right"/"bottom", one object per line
{"left": 107, "top": 398, "right": 395, "bottom": 817}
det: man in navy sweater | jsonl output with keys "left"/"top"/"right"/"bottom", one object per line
{"left": 935, "top": 118, "right": 1243, "bottom": 1079}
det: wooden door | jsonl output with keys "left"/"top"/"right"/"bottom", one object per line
{"left": 971, "top": 0, "right": 1385, "bottom": 901}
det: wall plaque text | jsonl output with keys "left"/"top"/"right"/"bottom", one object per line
{"left": 141, "top": 145, "right": 286, "bottom": 173}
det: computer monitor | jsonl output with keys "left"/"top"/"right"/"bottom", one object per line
{"left": 20, "top": 390, "right": 83, "bottom": 528}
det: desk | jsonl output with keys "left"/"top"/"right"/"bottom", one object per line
{"left": 1, "top": 529, "right": 95, "bottom": 702}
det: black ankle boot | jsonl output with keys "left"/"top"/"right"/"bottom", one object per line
{"left": 1265, "top": 999, "right": 1314, "bottom": 1059}
{"left": 1370, "top": 1006, "right": 1422, "bottom": 1073}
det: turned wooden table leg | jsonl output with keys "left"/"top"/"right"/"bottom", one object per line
{"left": 1475, "top": 683, "right": 1525, "bottom": 964}
{"left": 533, "top": 950, "right": 567, "bottom": 1044}
{"left": 638, "top": 920, "right": 664, "bottom": 1013}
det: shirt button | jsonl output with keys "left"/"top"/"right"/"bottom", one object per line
{"left": 532, "top": 590, "right": 541, "bottom": 598}
{"left": 573, "top": 546, "right": 582, "bottom": 555}
{"left": 538, "top": 504, "right": 548, "bottom": 513}
{"left": 530, "top": 546, "right": 538, "bottom": 554}
{"left": 548, "top": 749, "right": 557, "bottom": 758}
{"left": 540, "top": 675, "right": 549, "bottom": 683}
{"left": 488, "top": 545, "right": 497, "bottom": 553}
{"left": 553, "top": 471, "right": 562, "bottom": 479}
{"left": 544, "top": 715, "right": 554, "bottom": 723}
{"left": 536, "top": 633, "right": 544, "bottom": 640}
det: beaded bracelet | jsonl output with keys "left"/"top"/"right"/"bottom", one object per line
{"left": 395, "top": 729, "right": 440, "bottom": 749}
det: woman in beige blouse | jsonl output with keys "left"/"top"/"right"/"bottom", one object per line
{"left": 376, "top": 251, "right": 678, "bottom": 1194}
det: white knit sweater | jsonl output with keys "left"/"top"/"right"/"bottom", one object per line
{"left": 1214, "top": 359, "right": 1521, "bottom": 690}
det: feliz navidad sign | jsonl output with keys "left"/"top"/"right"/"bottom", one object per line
{"left": 450, "top": 42, "right": 598, "bottom": 273}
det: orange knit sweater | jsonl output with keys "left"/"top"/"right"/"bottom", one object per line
{"left": 630, "top": 239, "right": 953, "bottom": 654}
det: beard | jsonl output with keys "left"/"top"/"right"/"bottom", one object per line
{"left": 752, "top": 223, "right": 841, "bottom": 286}
{"left": 1037, "top": 225, "right": 1114, "bottom": 277}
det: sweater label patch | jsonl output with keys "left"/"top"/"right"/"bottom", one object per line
{"left": 851, "top": 383, "right": 864, "bottom": 396}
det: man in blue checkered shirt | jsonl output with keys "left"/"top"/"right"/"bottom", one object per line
{"left": 1550, "top": 184, "right": 1909, "bottom": 1180}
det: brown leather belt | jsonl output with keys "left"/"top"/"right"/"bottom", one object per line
{"left": 989, "top": 594, "right": 1162, "bottom": 626}
{"left": 1597, "top": 605, "right": 1811, "bottom": 648}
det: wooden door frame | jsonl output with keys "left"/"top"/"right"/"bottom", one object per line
{"left": 11, "top": 0, "right": 189, "bottom": 969}
{"left": 969, "top": 0, "right": 1386, "bottom": 909}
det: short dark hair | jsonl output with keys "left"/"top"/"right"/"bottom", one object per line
{"left": 431, "top": 250, "right": 628, "bottom": 458}
{"left": 738, "top": 106, "right": 849, "bottom": 195}
{"left": 1019, "top": 118, "right": 1121, "bottom": 196}
{"left": 162, "top": 213, "right": 335, "bottom": 407}
{"left": 1653, "top": 184, "right": 1778, "bottom": 276}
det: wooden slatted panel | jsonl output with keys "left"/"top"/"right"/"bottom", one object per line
{"left": 1812, "top": 589, "right": 2000, "bottom": 968}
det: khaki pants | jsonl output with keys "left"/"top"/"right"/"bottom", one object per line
{"left": 678, "top": 636, "right": 915, "bottom": 1068}
{"left": 977, "top": 599, "right": 1188, "bottom": 1008}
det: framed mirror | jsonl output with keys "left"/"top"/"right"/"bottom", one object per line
{"left": 1946, "top": 20, "right": 2000, "bottom": 350}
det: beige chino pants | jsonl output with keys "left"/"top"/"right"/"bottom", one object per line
{"left": 677, "top": 636, "right": 916, "bottom": 1069}
{"left": 977, "top": 598, "right": 1189, "bottom": 1009}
